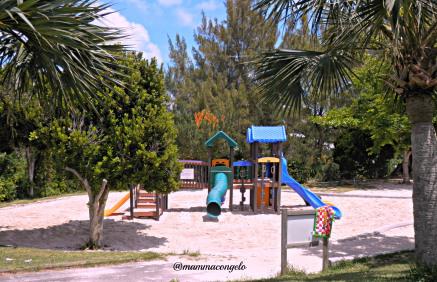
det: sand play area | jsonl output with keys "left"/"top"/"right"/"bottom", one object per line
{"left": 0, "top": 181, "right": 414, "bottom": 281}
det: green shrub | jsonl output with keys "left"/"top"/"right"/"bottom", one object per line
{"left": 0, "top": 152, "right": 26, "bottom": 201}
{"left": 34, "top": 152, "right": 81, "bottom": 197}
{"left": 287, "top": 160, "right": 314, "bottom": 183}
{"left": 320, "top": 161, "right": 341, "bottom": 181}
{"left": 408, "top": 265, "right": 437, "bottom": 282}
{"left": 333, "top": 129, "right": 394, "bottom": 179}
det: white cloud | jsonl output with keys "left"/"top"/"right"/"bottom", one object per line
{"left": 176, "top": 9, "right": 194, "bottom": 26}
{"left": 99, "top": 8, "right": 162, "bottom": 63}
{"left": 196, "top": 0, "right": 220, "bottom": 11}
{"left": 158, "top": 0, "right": 182, "bottom": 6}
{"left": 126, "top": 0, "right": 148, "bottom": 12}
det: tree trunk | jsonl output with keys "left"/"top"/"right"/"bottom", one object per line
{"left": 24, "top": 147, "right": 37, "bottom": 197}
{"left": 402, "top": 149, "right": 411, "bottom": 184}
{"left": 65, "top": 167, "right": 109, "bottom": 249}
{"left": 88, "top": 180, "right": 109, "bottom": 248}
{"left": 406, "top": 94, "right": 437, "bottom": 268}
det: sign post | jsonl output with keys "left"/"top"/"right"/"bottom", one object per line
{"left": 281, "top": 208, "right": 329, "bottom": 275}
{"left": 322, "top": 237, "right": 329, "bottom": 271}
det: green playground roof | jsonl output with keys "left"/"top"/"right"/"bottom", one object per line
{"left": 204, "top": 131, "right": 238, "bottom": 148}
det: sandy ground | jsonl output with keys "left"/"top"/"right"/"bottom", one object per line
{"left": 0, "top": 181, "right": 414, "bottom": 281}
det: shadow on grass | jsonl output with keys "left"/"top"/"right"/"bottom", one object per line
{"left": 301, "top": 232, "right": 414, "bottom": 261}
{"left": 0, "top": 219, "right": 167, "bottom": 251}
{"left": 269, "top": 251, "right": 413, "bottom": 282}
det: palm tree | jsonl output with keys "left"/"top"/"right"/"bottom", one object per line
{"left": 253, "top": 0, "right": 437, "bottom": 268}
{"left": 0, "top": 0, "right": 125, "bottom": 248}
{"left": 0, "top": 0, "right": 124, "bottom": 110}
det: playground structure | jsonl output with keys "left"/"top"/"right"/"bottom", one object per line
{"left": 107, "top": 125, "right": 342, "bottom": 220}
{"left": 180, "top": 125, "right": 342, "bottom": 219}
{"left": 104, "top": 184, "right": 168, "bottom": 220}
{"left": 204, "top": 131, "right": 237, "bottom": 217}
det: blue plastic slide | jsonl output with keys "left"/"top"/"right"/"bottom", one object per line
{"left": 281, "top": 157, "right": 342, "bottom": 219}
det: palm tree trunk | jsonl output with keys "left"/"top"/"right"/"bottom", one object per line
{"left": 24, "top": 147, "right": 37, "bottom": 197}
{"left": 406, "top": 94, "right": 437, "bottom": 268}
{"left": 402, "top": 149, "right": 411, "bottom": 184}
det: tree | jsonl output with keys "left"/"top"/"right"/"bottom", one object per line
{"left": 36, "top": 53, "right": 180, "bottom": 248}
{"left": 167, "top": 0, "right": 280, "bottom": 160}
{"left": 253, "top": 0, "right": 437, "bottom": 268}
{"left": 313, "top": 56, "right": 412, "bottom": 182}
{"left": 0, "top": 0, "right": 124, "bottom": 110}
{"left": 0, "top": 93, "right": 47, "bottom": 197}
{"left": 0, "top": 0, "right": 126, "bottom": 200}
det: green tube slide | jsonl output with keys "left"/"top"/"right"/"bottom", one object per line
{"left": 206, "top": 172, "right": 228, "bottom": 217}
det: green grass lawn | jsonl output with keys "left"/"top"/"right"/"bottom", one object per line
{"left": 0, "top": 247, "right": 164, "bottom": 273}
{"left": 2, "top": 248, "right": 435, "bottom": 281}
{"left": 259, "top": 251, "right": 417, "bottom": 282}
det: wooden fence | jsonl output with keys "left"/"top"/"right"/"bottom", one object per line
{"left": 179, "top": 160, "right": 209, "bottom": 189}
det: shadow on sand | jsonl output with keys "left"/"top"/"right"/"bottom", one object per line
{"left": 0, "top": 219, "right": 167, "bottom": 251}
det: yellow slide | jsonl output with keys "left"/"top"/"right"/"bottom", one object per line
{"left": 104, "top": 193, "right": 130, "bottom": 217}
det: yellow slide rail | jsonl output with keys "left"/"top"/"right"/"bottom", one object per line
{"left": 104, "top": 192, "right": 130, "bottom": 217}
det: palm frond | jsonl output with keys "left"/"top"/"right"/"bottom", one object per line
{"left": 254, "top": 48, "right": 357, "bottom": 115}
{"left": 253, "top": 0, "right": 437, "bottom": 115}
{"left": 0, "top": 0, "right": 127, "bottom": 111}
{"left": 253, "top": 0, "right": 356, "bottom": 35}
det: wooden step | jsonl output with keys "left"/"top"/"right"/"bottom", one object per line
{"left": 137, "top": 198, "right": 156, "bottom": 203}
{"left": 137, "top": 203, "right": 156, "bottom": 209}
{"left": 133, "top": 209, "right": 157, "bottom": 218}
{"left": 139, "top": 191, "right": 156, "bottom": 197}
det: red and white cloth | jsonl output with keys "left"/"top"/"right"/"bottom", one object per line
{"left": 313, "top": 206, "right": 335, "bottom": 238}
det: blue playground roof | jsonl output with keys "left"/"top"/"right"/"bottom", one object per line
{"left": 246, "top": 125, "right": 287, "bottom": 144}
{"left": 233, "top": 160, "right": 253, "bottom": 167}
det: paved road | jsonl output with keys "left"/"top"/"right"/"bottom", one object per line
{"left": 1, "top": 261, "right": 212, "bottom": 282}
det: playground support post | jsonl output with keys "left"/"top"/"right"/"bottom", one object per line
{"left": 155, "top": 193, "right": 159, "bottom": 221}
{"left": 229, "top": 146, "right": 234, "bottom": 211}
{"left": 129, "top": 184, "right": 134, "bottom": 219}
{"left": 281, "top": 208, "right": 288, "bottom": 275}
{"left": 252, "top": 142, "right": 258, "bottom": 213}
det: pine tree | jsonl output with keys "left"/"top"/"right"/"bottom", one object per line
{"left": 167, "top": 0, "right": 280, "bottom": 159}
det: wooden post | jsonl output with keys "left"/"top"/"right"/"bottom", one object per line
{"left": 260, "top": 163, "right": 265, "bottom": 211}
{"left": 129, "top": 184, "right": 134, "bottom": 219}
{"left": 229, "top": 147, "right": 234, "bottom": 211}
{"left": 135, "top": 184, "right": 139, "bottom": 208}
{"left": 208, "top": 149, "right": 212, "bottom": 193}
{"left": 277, "top": 144, "right": 282, "bottom": 214}
{"left": 252, "top": 143, "right": 258, "bottom": 213}
{"left": 322, "top": 237, "right": 329, "bottom": 271}
{"left": 281, "top": 208, "right": 288, "bottom": 275}
{"left": 155, "top": 193, "right": 159, "bottom": 221}
{"left": 165, "top": 194, "right": 169, "bottom": 210}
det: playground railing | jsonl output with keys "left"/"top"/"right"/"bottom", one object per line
{"left": 179, "top": 160, "right": 209, "bottom": 189}
{"left": 129, "top": 184, "right": 140, "bottom": 218}
{"left": 154, "top": 193, "right": 168, "bottom": 220}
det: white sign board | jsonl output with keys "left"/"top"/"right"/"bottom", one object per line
{"left": 180, "top": 168, "right": 195, "bottom": 180}
{"left": 287, "top": 213, "right": 315, "bottom": 246}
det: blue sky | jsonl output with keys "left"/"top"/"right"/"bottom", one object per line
{"left": 103, "top": 1, "right": 227, "bottom": 65}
